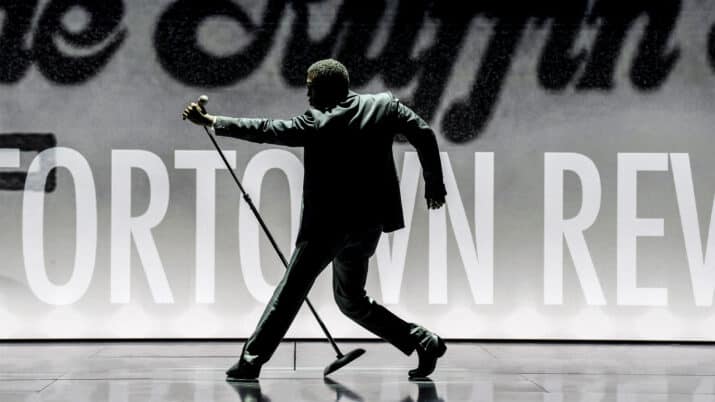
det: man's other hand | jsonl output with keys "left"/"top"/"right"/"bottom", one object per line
{"left": 427, "top": 196, "right": 445, "bottom": 210}
{"left": 182, "top": 102, "right": 216, "bottom": 126}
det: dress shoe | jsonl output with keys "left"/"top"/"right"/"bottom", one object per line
{"left": 408, "top": 324, "right": 447, "bottom": 378}
{"left": 226, "top": 359, "right": 261, "bottom": 381}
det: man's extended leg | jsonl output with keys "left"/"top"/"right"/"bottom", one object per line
{"left": 227, "top": 233, "right": 346, "bottom": 379}
{"left": 331, "top": 228, "right": 446, "bottom": 377}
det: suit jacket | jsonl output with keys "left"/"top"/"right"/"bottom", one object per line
{"left": 214, "top": 91, "right": 446, "bottom": 243}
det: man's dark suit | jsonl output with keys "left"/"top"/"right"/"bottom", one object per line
{"left": 214, "top": 91, "right": 446, "bottom": 366}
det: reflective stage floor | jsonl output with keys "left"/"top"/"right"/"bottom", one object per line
{"left": 4, "top": 341, "right": 715, "bottom": 401}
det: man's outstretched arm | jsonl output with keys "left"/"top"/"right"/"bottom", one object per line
{"left": 182, "top": 102, "right": 313, "bottom": 147}
{"left": 391, "top": 98, "right": 447, "bottom": 209}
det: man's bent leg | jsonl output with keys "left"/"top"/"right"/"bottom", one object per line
{"left": 332, "top": 228, "right": 416, "bottom": 355}
{"left": 332, "top": 228, "right": 447, "bottom": 378}
{"left": 238, "top": 234, "right": 346, "bottom": 369}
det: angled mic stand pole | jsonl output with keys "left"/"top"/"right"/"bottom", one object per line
{"left": 195, "top": 95, "right": 364, "bottom": 376}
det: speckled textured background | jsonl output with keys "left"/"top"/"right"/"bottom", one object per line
{"left": 1, "top": 0, "right": 714, "bottom": 339}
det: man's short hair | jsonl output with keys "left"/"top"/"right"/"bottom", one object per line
{"left": 307, "top": 59, "right": 350, "bottom": 106}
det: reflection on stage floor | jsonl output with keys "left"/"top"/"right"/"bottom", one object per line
{"left": 3, "top": 341, "right": 715, "bottom": 401}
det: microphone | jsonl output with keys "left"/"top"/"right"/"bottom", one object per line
{"left": 197, "top": 95, "right": 209, "bottom": 114}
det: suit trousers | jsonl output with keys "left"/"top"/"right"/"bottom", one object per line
{"left": 239, "top": 227, "right": 416, "bottom": 366}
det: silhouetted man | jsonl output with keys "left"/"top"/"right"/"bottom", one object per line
{"left": 183, "top": 59, "right": 447, "bottom": 380}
